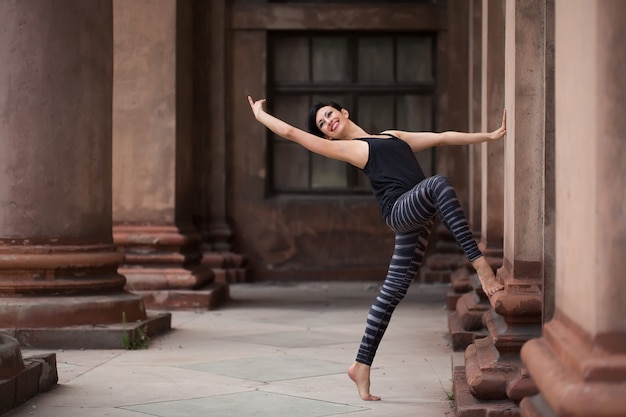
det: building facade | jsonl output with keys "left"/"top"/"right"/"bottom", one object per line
{"left": 0, "top": 0, "right": 624, "bottom": 415}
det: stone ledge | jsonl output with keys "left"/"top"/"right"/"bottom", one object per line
{"left": 134, "top": 281, "right": 230, "bottom": 310}
{"left": 453, "top": 366, "right": 519, "bottom": 417}
{"left": 2, "top": 313, "right": 171, "bottom": 349}
{"left": 448, "top": 310, "right": 487, "bottom": 352}
{"left": 0, "top": 353, "right": 57, "bottom": 415}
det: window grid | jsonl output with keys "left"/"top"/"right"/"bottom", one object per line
{"left": 268, "top": 31, "right": 436, "bottom": 195}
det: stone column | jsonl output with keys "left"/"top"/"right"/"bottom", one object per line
{"left": 447, "top": 0, "right": 489, "bottom": 352}
{"left": 521, "top": 2, "right": 626, "bottom": 416}
{"left": 455, "top": 1, "right": 554, "bottom": 414}
{"left": 193, "top": 0, "right": 247, "bottom": 282}
{"left": 112, "top": 0, "right": 228, "bottom": 309}
{"left": 449, "top": 0, "right": 506, "bottom": 354}
{"left": 420, "top": 0, "right": 469, "bottom": 285}
{"left": 479, "top": 0, "right": 506, "bottom": 266}
{"left": 0, "top": 0, "right": 169, "bottom": 349}
{"left": 468, "top": 0, "right": 483, "bottom": 234}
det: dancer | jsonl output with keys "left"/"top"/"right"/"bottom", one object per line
{"left": 247, "top": 96, "right": 505, "bottom": 401}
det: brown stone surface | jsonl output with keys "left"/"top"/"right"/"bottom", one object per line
{"left": 464, "top": 335, "right": 538, "bottom": 404}
{"left": 4, "top": 313, "right": 171, "bottom": 350}
{"left": 482, "top": 311, "right": 541, "bottom": 352}
{"left": 448, "top": 310, "right": 488, "bottom": 352}
{"left": 0, "top": 0, "right": 169, "bottom": 347}
{"left": 521, "top": 315, "right": 626, "bottom": 417}
{"left": 457, "top": 291, "right": 491, "bottom": 331}
{"left": 0, "top": 294, "right": 146, "bottom": 328}
{"left": 115, "top": 224, "right": 226, "bottom": 307}
{"left": 447, "top": 288, "right": 463, "bottom": 311}
{"left": 0, "top": 352, "right": 57, "bottom": 415}
{"left": 229, "top": 2, "right": 473, "bottom": 281}
{"left": 451, "top": 267, "right": 474, "bottom": 293}
{"left": 519, "top": 394, "right": 556, "bottom": 417}
{"left": 465, "top": 338, "right": 514, "bottom": 400}
{"left": 135, "top": 282, "right": 230, "bottom": 310}
{"left": 454, "top": 366, "right": 520, "bottom": 417}
{"left": 479, "top": 0, "right": 505, "bottom": 255}
{"left": 0, "top": 335, "right": 24, "bottom": 379}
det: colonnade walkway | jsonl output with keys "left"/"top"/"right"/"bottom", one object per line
{"left": 7, "top": 282, "right": 461, "bottom": 417}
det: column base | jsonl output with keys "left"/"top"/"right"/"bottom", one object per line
{"left": 448, "top": 272, "right": 491, "bottom": 351}
{"left": 419, "top": 223, "right": 464, "bottom": 283}
{"left": 133, "top": 281, "right": 229, "bottom": 310}
{"left": 465, "top": 337, "right": 523, "bottom": 400}
{"left": 0, "top": 292, "right": 148, "bottom": 328}
{"left": 116, "top": 224, "right": 231, "bottom": 309}
{"left": 447, "top": 266, "right": 474, "bottom": 310}
{"left": 483, "top": 310, "right": 542, "bottom": 351}
{"left": 453, "top": 366, "right": 520, "bottom": 417}
{"left": 2, "top": 312, "right": 171, "bottom": 349}
{"left": 458, "top": 289, "right": 491, "bottom": 330}
{"left": 121, "top": 265, "right": 215, "bottom": 290}
{"left": 201, "top": 251, "right": 249, "bottom": 283}
{"left": 419, "top": 252, "right": 465, "bottom": 283}
{"left": 519, "top": 393, "right": 557, "bottom": 417}
{"left": 448, "top": 310, "right": 487, "bottom": 351}
{"left": 521, "top": 314, "right": 626, "bottom": 417}
{"left": 0, "top": 337, "right": 57, "bottom": 415}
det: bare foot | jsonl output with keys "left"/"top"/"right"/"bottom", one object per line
{"left": 471, "top": 256, "right": 504, "bottom": 296}
{"left": 348, "top": 362, "right": 381, "bottom": 401}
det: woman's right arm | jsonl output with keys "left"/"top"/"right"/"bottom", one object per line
{"left": 247, "top": 96, "right": 363, "bottom": 165}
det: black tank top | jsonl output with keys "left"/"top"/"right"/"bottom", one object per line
{"left": 356, "top": 134, "right": 426, "bottom": 219}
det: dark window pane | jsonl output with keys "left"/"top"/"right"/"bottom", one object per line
{"left": 358, "top": 36, "right": 394, "bottom": 83}
{"left": 397, "top": 95, "right": 434, "bottom": 176}
{"left": 274, "top": 95, "right": 309, "bottom": 130}
{"left": 273, "top": 141, "right": 310, "bottom": 190}
{"left": 355, "top": 170, "right": 371, "bottom": 190}
{"left": 358, "top": 95, "right": 395, "bottom": 134}
{"left": 312, "top": 37, "right": 349, "bottom": 82}
{"left": 396, "top": 94, "right": 432, "bottom": 131}
{"left": 273, "top": 36, "right": 310, "bottom": 82}
{"left": 397, "top": 36, "right": 433, "bottom": 83}
{"left": 311, "top": 154, "right": 348, "bottom": 188}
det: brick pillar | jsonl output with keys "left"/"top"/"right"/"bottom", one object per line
{"left": 193, "top": 0, "right": 247, "bottom": 283}
{"left": 455, "top": 1, "right": 554, "bottom": 414}
{"left": 420, "top": 0, "right": 469, "bottom": 285}
{"left": 479, "top": 0, "right": 505, "bottom": 266}
{"left": 112, "top": 0, "right": 229, "bottom": 309}
{"left": 468, "top": 0, "right": 483, "bottom": 235}
{"left": 450, "top": 0, "right": 506, "bottom": 353}
{"left": 521, "top": 2, "right": 626, "bottom": 416}
{"left": 465, "top": 0, "right": 554, "bottom": 404}
{"left": 0, "top": 0, "right": 169, "bottom": 349}
{"left": 447, "top": 0, "right": 489, "bottom": 352}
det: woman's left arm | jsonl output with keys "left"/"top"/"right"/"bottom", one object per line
{"left": 384, "top": 109, "right": 506, "bottom": 152}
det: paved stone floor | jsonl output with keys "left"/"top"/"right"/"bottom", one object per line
{"left": 7, "top": 282, "right": 462, "bottom": 417}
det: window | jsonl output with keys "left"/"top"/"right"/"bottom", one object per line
{"left": 269, "top": 0, "right": 435, "bottom": 3}
{"left": 268, "top": 32, "right": 436, "bottom": 194}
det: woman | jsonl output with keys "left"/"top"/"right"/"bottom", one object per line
{"left": 247, "top": 96, "right": 506, "bottom": 401}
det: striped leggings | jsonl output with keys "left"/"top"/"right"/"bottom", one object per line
{"left": 356, "top": 175, "right": 482, "bottom": 366}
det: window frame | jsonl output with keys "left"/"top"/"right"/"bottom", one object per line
{"left": 267, "top": 30, "right": 438, "bottom": 196}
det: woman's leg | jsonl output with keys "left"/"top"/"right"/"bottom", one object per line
{"left": 350, "top": 223, "right": 432, "bottom": 400}
{"left": 389, "top": 174, "right": 503, "bottom": 295}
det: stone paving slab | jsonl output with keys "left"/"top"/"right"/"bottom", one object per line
{"left": 5, "top": 282, "right": 461, "bottom": 417}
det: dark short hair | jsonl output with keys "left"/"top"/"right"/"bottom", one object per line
{"left": 307, "top": 101, "right": 344, "bottom": 138}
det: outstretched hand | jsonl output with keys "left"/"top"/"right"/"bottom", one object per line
{"left": 248, "top": 96, "right": 266, "bottom": 120}
{"left": 488, "top": 109, "right": 507, "bottom": 141}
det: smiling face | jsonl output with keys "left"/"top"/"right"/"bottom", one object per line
{"left": 315, "top": 105, "right": 349, "bottom": 140}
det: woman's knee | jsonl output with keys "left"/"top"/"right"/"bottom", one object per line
{"left": 431, "top": 174, "right": 450, "bottom": 186}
